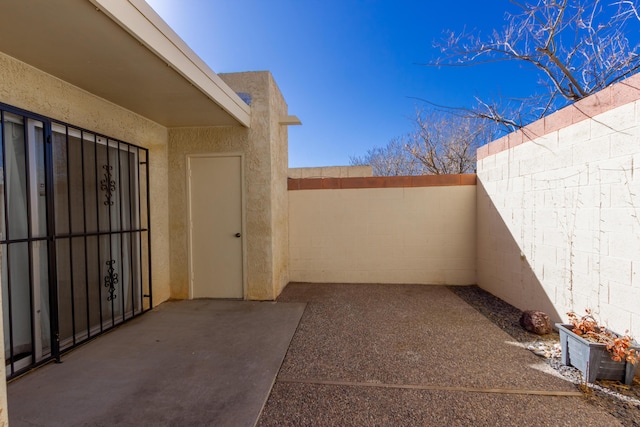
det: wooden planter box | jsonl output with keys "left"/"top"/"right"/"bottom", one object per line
{"left": 556, "top": 323, "right": 639, "bottom": 385}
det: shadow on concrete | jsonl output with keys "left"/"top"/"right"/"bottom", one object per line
{"left": 8, "top": 299, "right": 305, "bottom": 427}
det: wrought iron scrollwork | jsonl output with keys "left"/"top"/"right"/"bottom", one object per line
{"left": 104, "top": 260, "right": 118, "bottom": 301}
{"left": 100, "top": 165, "right": 116, "bottom": 205}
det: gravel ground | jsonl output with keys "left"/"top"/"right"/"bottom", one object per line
{"left": 448, "top": 285, "right": 640, "bottom": 427}
{"left": 259, "top": 283, "right": 624, "bottom": 426}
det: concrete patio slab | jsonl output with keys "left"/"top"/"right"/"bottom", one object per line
{"left": 257, "top": 283, "right": 621, "bottom": 426}
{"left": 8, "top": 299, "right": 305, "bottom": 427}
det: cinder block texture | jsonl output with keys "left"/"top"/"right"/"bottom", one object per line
{"left": 289, "top": 185, "right": 476, "bottom": 285}
{"left": 288, "top": 166, "right": 373, "bottom": 178}
{"left": 477, "top": 74, "right": 640, "bottom": 336}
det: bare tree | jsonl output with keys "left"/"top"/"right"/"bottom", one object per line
{"left": 350, "top": 137, "right": 424, "bottom": 176}
{"left": 406, "top": 110, "right": 496, "bottom": 174}
{"left": 616, "top": 0, "right": 640, "bottom": 20}
{"left": 428, "top": 0, "right": 640, "bottom": 130}
{"left": 350, "top": 109, "right": 497, "bottom": 175}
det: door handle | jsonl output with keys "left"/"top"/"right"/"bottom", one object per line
{"left": 235, "top": 233, "right": 242, "bottom": 238}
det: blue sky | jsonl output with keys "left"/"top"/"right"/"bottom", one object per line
{"left": 145, "top": 1, "right": 546, "bottom": 167}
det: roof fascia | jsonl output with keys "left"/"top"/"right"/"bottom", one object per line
{"left": 89, "top": 0, "right": 251, "bottom": 127}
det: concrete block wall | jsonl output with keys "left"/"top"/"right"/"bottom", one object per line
{"left": 288, "top": 175, "right": 476, "bottom": 285}
{"left": 288, "top": 165, "right": 373, "bottom": 178}
{"left": 477, "top": 73, "right": 640, "bottom": 336}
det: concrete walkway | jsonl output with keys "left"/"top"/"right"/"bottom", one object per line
{"left": 8, "top": 284, "right": 623, "bottom": 426}
{"left": 8, "top": 300, "right": 305, "bottom": 427}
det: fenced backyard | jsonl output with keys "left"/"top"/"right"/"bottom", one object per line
{"left": 289, "top": 73, "right": 640, "bottom": 338}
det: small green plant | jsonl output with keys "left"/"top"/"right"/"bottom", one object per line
{"left": 567, "top": 309, "right": 638, "bottom": 365}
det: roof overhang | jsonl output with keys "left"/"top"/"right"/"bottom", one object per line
{"left": 0, "top": 0, "right": 251, "bottom": 128}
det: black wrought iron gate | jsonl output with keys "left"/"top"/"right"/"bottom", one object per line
{"left": 0, "top": 103, "right": 152, "bottom": 379}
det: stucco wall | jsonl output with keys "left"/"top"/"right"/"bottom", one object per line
{"left": 288, "top": 176, "right": 477, "bottom": 284}
{"left": 168, "top": 71, "right": 290, "bottom": 300}
{"left": 267, "top": 77, "right": 290, "bottom": 296}
{"left": 0, "top": 51, "right": 171, "bottom": 305}
{"left": 477, "top": 73, "right": 640, "bottom": 336}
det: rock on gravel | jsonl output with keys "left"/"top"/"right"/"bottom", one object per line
{"left": 520, "top": 310, "right": 553, "bottom": 335}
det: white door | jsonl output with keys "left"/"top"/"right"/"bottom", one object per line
{"left": 188, "top": 155, "right": 243, "bottom": 299}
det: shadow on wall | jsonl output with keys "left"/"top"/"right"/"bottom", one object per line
{"left": 476, "top": 179, "right": 562, "bottom": 323}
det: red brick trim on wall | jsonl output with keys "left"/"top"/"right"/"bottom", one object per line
{"left": 477, "top": 73, "right": 640, "bottom": 160}
{"left": 287, "top": 174, "right": 476, "bottom": 190}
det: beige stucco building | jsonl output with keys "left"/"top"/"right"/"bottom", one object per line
{"left": 3, "top": 0, "right": 640, "bottom": 425}
{"left": 0, "top": 0, "right": 298, "bottom": 421}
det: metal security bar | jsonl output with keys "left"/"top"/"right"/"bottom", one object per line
{"left": 0, "top": 103, "right": 152, "bottom": 379}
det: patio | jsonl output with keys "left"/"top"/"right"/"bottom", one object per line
{"left": 8, "top": 299, "right": 305, "bottom": 426}
{"left": 8, "top": 284, "right": 623, "bottom": 426}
